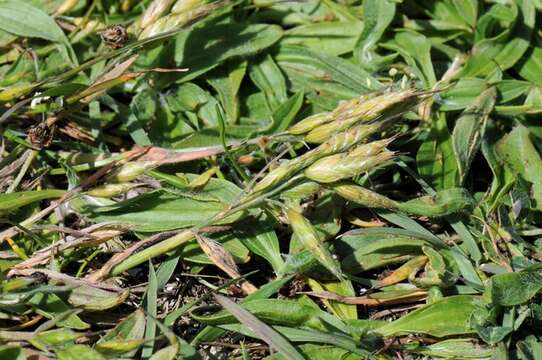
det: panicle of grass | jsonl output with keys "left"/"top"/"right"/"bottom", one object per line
{"left": 305, "top": 149, "right": 395, "bottom": 184}
{"left": 138, "top": 1, "right": 223, "bottom": 39}
{"left": 284, "top": 205, "right": 343, "bottom": 280}
{"left": 171, "top": 0, "right": 209, "bottom": 13}
{"left": 305, "top": 90, "right": 418, "bottom": 143}
{"left": 140, "top": 0, "right": 177, "bottom": 30}
{"left": 252, "top": 122, "right": 386, "bottom": 193}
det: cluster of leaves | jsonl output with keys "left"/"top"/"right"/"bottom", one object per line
{"left": 1, "top": 0, "right": 542, "bottom": 359}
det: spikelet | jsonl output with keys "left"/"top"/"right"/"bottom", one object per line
{"left": 86, "top": 183, "right": 139, "bottom": 198}
{"left": 252, "top": 123, "right": 385, "bottom": 193}
{"left": 106, "top": 161, "right": 159, "bottom": 183}
{"left": 284, "top": 206, "right": 343, "bottom": 279}
{"left": 139, "top": 1, "right": 221, "bottom": 39}
{"left": 287, "top": 112, "right": 333, "bottom": 135}
{"left": 140, "top": 0, "right": 177, "bottom": 30}
{"left": 330, "top": 182, "right": 400, "bottom": 210}
{"left": 305, "top": 90, "right": 418, "bottom": 143}
{"left": 305, "top": 148, "right": 395, "bottom": 184}
{"left": 171, "top": 0, "right": 207, "bottom": 13}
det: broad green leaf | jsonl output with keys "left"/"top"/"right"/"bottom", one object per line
{"left": 0, "top": 189, "right": 66, "bottom": 215}
{"left": 97, "top": 309, "right": 145, "bottom": 358}
{"left": 214, "top": 295, "right": 305, "bottom": 360}
{"left": 265, "top": 344, "right": 360, "bottom": 360}
{"left": 458, "top": 0, "right": 535, "bottom": 78}
{"left": 55, "top": 344, "right": 106, "bottom": 360}
{"left": 276, "top": 45, "right": 381, "bottom": 110}
{"left": 233, "top": 217, "right": 285, "bottom": 275}
{"left": 284, "top": 21, "right": 364, "bottom": 56}
{"left": 265, "top": 91, "right": 304, "bottom": 134}
{"left": 220, "top": 324, "right": 367, "bottom": 356}
{"left": 249, "top": 54, "right": 288, "bottom": 111}
{"left": 376, "top": 295, "right": 479, "bottom": 337}
{"left": 174, "top": 23, "right": 283, "bottom": 83}
{"left": 67, "top": 286, "right": 129, "bottom": 311}
{"left": 384, "top": 30, "right": 436, "bottom": 87}
{"left": 496, "top": 125, "right": 542, "bottom": 210}
{"left": 417, "top": 112, "right": 459, "bottom": 189}
{"left": 30, "top": 328, "right": 79, "bottom": 351}
{"left": 417, "top": 339, "right": 493, "bottom": 358}
{"left": 192, "top": 298, "right": 346, "bottom": 333}
{"left": 28, "top": 292, "right": 90, "bottom": 330}
{"left": 307, "top": 278, "right": 357, "bottom": 321}
{"left": 208, "top": 60, "right": 247, "bottom": 124}
{"left": 0, "top": 1, "right": 68, "bottom": 43}
{"left": 484, "top": 264, "right": 542, "bottom": 306}
{"left": 452, "top": 87, "right": 496, "bottom": 184}
{"left": 439, "top": 78, "right": 489, "bottom": 111}
{"left": 355, "top": 0, "right": 396, "bottom": 70}
{"left": 0, "top": 346, "right": 25, "bottom": 360}
{"left": 81, "top": 177, "right": 244, "bottom": 232}
{"left": 518, "top": 35, "right": 542, "bottom": 85}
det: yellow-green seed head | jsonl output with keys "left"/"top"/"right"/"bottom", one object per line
{"left": 331, "top": 182, "right": 400, "bottom": 209}
{"left": 305, "top": 90, "right": 418, "bottom": 144}
{"left": 304, "top": 149, "right": 395, "bottom": 183}
{"left": 251, "top": 164, "right": 291, "bottom": 193}
{"left": 139, "top": 2, "right": 218, "bottom": 39}
{"left": 140, "top": 0, "right": 176, "bottom": 30}
{"left": 172, "top": 0, "right": 208, "bottom": 13}
{"left": 86, "top": 183, "right": 138, "bottom": 198}
{"left": 106, "top": 161, "right": 159, "bottom": 183}
{"left": 288, "top": 112, "right": 333, "bottom": 135}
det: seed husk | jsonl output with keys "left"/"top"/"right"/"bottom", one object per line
{"left": 106, "top": 161, "right": 159, "bottom": 183}
{"left": 86, "top": 183, "right": 139, "bottom": 198}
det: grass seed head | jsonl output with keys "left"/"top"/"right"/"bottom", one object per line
{"left": 331, "top": 182, "right": 400, "bottom": 209}
{"left": 251, "top": 164, "right": 291, "bottom": 193}
{"left": 304, "top": 149, "right": 395, "bottom": 183}
{"left": 287, "top": 112, "right": 333, "bottom": 135}
{"left": 140, "top": 0, "right": 176, "bottom": 30}
{"left": 305, "top": 90, "right": 418, "bottom": 144}
{"left": 139, "top": 1, "right": 219, "bottom": 39}
{"left": 106, "top": 161, "right": 159, "bottom": 183}
{"left": 86, "top": 183, "right": 139, "bottom": 198}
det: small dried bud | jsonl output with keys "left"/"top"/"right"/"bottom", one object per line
{"left": 238, "top": 155, "right": 256, "bottom": 166}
